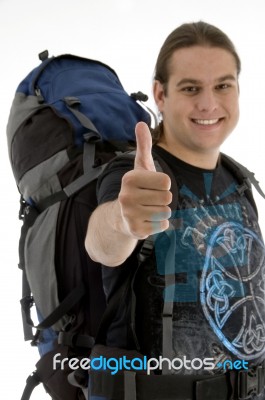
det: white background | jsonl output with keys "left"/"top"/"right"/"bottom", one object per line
{"left": 0, "top": 0, "right": 265, "bottom": 398}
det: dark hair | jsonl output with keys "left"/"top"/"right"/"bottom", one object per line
{"left": 152, "top": 21, "right": 241, "bottom": 141}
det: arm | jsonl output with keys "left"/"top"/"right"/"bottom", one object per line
{"left": 85, "top": 122, "right": 172, "bottom": 267}
{"left": 86, "top": 199, "right": 138, "bottom": 267}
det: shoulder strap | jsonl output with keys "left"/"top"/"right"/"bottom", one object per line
{"left": 95, "top": 267, "right": 135, "bottom": 345}
{"left": 124, "top": 148, "right": 178, "bottom": 372}
{"left": 221, "top": 153, "right": 265, "bottom": 200}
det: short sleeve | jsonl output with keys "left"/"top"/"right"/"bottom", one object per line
{"left": 97, "top": 155, "right": 135, "bottom": 205}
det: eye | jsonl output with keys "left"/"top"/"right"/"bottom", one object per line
{"left": 216, "top": 83, "right": 231, "bottom": 90}
{"left": 182, "top": 86, "right": 200, "bottom": 94}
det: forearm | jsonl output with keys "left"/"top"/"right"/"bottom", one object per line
{"left": 85, "top": 200, "right": 138, "bottom": 267}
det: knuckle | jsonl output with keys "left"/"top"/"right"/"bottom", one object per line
{"left": 121, "top": 173, "right": 132, "bottom": 188}
{"left": 121, "top": 170, "right": 138, "bottom": 186}
{"left": 153, "top": 206, "right": 171, "bottom": 221}
{"left": 165, "top": 191, "right": 173, "bottom": 205}
{"left": 163, "top": 205, "right": 172, "bottom": 217}
{"left": 160, "top": 219, "right": 170, "bottom": 231}
{"left": 160, "top": 173, "right": 171, "bottom": 190}
{"left": 160, "top": 190, "right": 172, "bottom": 205}
{"left": 118, "top": 191, "right": 130, "bottom": 207}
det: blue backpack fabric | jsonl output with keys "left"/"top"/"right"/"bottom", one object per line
{"left": 6, "top": 50, "right": 152, "bottom": 400}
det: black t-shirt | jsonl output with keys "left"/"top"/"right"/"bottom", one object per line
{"left": 97, "top": 145, "right": 265, "bottom": 374}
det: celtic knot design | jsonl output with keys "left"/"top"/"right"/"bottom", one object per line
{"left": 235, "top": 313, "right": 265, "bottom": 355}
{"left": 206, "top": 270, "right": 236, "bottom": 317}
{"left": 200, "top": 222, "right": 265, "bottom": 360}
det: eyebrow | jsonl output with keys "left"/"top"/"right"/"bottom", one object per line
{"left": 217, "top": 74, "right": 237, "bottom": 83}
{"left": 176, "top": 75, "right": 237, "bottom": 87}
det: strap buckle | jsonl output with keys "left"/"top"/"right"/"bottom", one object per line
{"left": 236, "top": 178, "right": 252, "bottom": 196}
{"left": 238, "top": 365, "right": 264, "bottom": 399}
{"left": 138, "top": 238, "right": 154, "bottom": 262}
{"left": 20, "top": 295, "right": 34, "bottom": 311}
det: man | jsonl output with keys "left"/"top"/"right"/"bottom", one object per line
{"left": 86, "top": 21, "right": 265, "bottom": 400}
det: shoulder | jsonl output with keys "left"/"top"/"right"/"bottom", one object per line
{"left": 220, "top": 153, "right": 259, "bottom": 216}
{"left": 96, "top": 151, "right": 135, "bottom": 205}
{"left": 98, "top": 151, "right": 135, "bottom": 183}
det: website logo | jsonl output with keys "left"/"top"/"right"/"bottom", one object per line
{"left": 53, "top": 353, "right": 249, "bottom": 375}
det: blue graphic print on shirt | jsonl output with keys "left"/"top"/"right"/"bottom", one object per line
{"left": 153, "top": 174, "right": 265, "bottom": 362}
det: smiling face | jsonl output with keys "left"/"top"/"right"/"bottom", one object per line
{"left": 154, "top": 46, "right": 240, "bottom": 169}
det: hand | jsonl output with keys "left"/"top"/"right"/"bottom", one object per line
{"left": 118, "top": 121, "right": 172, "bottom": 239}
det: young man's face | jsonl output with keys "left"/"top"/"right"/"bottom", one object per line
{"left": 154, "top": 46, "right": 240, "bottom": 167}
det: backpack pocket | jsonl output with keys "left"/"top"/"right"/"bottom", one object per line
{"left": 24, "top": 202, "right": 68, "bottom": 331}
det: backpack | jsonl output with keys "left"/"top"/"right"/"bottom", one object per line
{"left": 6, "top": 50, "right": 153, "bottom": 400}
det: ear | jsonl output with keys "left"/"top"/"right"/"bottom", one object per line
{"left": 153, "top": 80, "right": 166, "bottom": 113}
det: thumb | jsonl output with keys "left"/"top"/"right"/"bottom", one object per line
{"left": 134, "top": 122, "right": 156, "bottom": 171}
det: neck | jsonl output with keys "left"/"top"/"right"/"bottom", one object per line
{"left": 157, "top": 141, "right": 220, "bottom": 170}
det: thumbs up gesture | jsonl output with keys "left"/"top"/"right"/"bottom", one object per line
{"left": 118, "top": 122, "right": 172, "bottom": 239}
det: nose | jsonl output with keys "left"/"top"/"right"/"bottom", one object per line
{"left": 196, "top": 89, "right": 218, "bottom": 113}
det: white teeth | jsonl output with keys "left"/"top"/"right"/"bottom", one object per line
{"left": 194, "top": 119, "right": 219, "bottom": 125}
